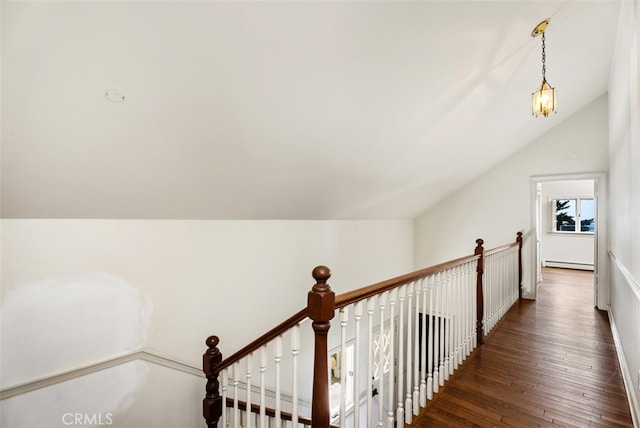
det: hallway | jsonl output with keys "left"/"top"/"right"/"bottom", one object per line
{"left": 413, "top": 268, "right": 634, "bottom": 427}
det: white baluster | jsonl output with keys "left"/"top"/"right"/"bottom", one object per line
{"left": 222, "top": 368, "right": 229, "bottom": 428}
{"left": 377, "top": 291, "right": 387, "bottom": 428}
{"left": 426, "top": 275, "right": 434, "bottom": 400}
{"left": 275, "top": 336, "right": 282, "bottom": 428}
{"left": 438, "top": 273, "right": 445, "bottom": 387}
{"left": 510, "top": 249, "right": 515, "bottom": 305}
{"left": 420, "top": 279, "right": 427, "bottom": 407}
{"left": 496, "top": 253, "right": 500, "bottom": 320}
{"left": 339, "top": 307, "right": 349, "bottom": 426}
{"left": 504, "top": 253, "right": 508, "bottom": 313}
{"left": 470, "top": 262, "right": 475, "bottom": 354}
{"left": 432, "top": 273, "right": 440, "bottom": 394}
{"left": 246, "top": 355, "right": 252, "bottom": 428}
{"left": 463, "top": 263, "right": 469, "bottom": 356}
{"left": 387, "top": 288, "right": 397, "bottom": 428}
{"left": 465, "top": 263, "right": 472, "bottom": 357}
{"left": 459, "top": 265, "right": 466, "bottom": 359}
{"left": 490, "top": 253, "right": 495, "bottom": 325}
{"left": 367, "top": 296, "right": 377, "bottom": 428}
{"left": 259, "top": 347, "right": 267, "bottom": 428}
{"left": 492, "top": 254, "right": 496, "bottom": 330}
{"left": 291, "top": 325, "right": 300, "bottom": 427}
{"left": 413, "top": 279, "right": 421, "bottom": 416}
{"left": 473, "top": 265, "right": 478, "bottom": 349}
{"left": 500, "top": 253, "right": 505, "bottom": 311}
{"left": 458, "top": 264, "right": 464, "bottom": 359}
{"left": 404, "top": 283, "right": 413, "bottom": 424}
{"left": 446, "top": 267, "right": 456, "bottom": 380}
{"left": 233, "top": 363, "right": 240, "bottom": 428}
{"left": 497, "top": 253, "right": 501, "bottom": 318}
{"left": 353, "top": 301, "right": 363, "bottom": 428}
{"left": 453, "top": 266, "right": 458, "bottom": 368}
{"left": 515, "top": 248, "right": 519, "bottom": 303}
{"left": 444, "top": 269, "right": 451, "bottom": 380}
{"left": 495, "top": 254, "right": 499, "bottom": 327}
{"left": 449, "top": 267, "right": 457, "bottom": 372}
{"left": 455, "top": 266, "right": 462, "bottom": 368}
{"left": 485, "top": 256, "right": 495, "bottom": 333}
{"left": 504, "top": 252, "right": 509, "bottom": 306}
{"left": 396, "top": 285, "right": 406, "bottom": 424}
{"left": 485, "top": 254, "right": 490, "bottom": 333}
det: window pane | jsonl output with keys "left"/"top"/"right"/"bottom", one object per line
{"left": 555, "top": 199, "right": 576, "bottom": 231}
{"left": 580, "top": 199, "right": 595, "bottom": 232}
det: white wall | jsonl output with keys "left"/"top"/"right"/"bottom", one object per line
{"left": 415, "top": 93, "right": 610, "bottom": 297}
{"left": 0, "top": 219, "right": 414, "bottom": 427}
{"left": 540, "top": 180, "right": 595, "bottom": 269}
{"left": 608, "top": 0, "right": 640, "bottom": 424}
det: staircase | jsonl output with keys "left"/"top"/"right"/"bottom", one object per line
{"left": 203, "top": 233, "right": 523, "bottom": 428}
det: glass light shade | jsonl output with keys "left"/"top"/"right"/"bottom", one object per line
{"left": 532, "top": 79, "right": 556, "bottom": 117}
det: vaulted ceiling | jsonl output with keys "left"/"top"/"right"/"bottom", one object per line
{"left": 1, "top": 1, "right": 622, "bottom": 219}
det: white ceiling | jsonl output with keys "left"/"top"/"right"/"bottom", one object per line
{"left": 1, "top": 0, "right": 622, "bottom": 219}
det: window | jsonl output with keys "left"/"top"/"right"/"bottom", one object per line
{"left": 552, "top": 198, "right": 595, "bottom": 233}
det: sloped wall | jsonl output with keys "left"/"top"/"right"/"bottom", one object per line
{"left": 414, "top": 94, "right": 609, "bottom": 296}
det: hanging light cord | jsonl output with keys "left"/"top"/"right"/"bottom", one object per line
{"left": 541, "top": 32, "right": 547, "bottom": 81}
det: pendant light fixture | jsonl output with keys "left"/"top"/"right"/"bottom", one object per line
{"left": 531, "top": 20, "right": 556, "bottom": 117}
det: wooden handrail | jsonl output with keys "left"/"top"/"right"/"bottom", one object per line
{"left": 484, "top": 241, "right": 519, "bottom": 256}
{"left": 212, "top": 308, "right": 308, "bottom": 373}
{"left": 334, "top": 253, "right": 481, "bottom": 309}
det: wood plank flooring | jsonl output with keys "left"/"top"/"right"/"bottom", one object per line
{"left": 412, "top": 267, "right": 634, "bottom": 427}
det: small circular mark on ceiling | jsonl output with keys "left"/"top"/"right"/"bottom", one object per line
{"left": 105, "top": 87, "right": 126, "bottom": 103}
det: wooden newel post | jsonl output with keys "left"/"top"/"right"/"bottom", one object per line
{"left": 307, "top": 266, "right": 335, "bottom": 428}
{"left": 516, "top": 231, "right": 523, "bottom": 300}
{"left": 474, "top": 239, "right": 485, "bottom": 346}
{"left": 203, "top": 335, "right": 223, "bottom": 428}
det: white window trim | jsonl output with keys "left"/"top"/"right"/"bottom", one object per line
{"left": 550, "top": 197, "right": 596, "bottom": 235}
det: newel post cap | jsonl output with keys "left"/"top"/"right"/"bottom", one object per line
{"left": 307, "top": 265, "right": 335, "bottom": 322}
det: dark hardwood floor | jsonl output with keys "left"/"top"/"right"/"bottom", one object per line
{"left": 413, "top": 267, "right": 634, "bottom": 427}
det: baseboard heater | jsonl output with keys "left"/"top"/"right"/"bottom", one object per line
{"left": 544, "top": 260, "right": 594, "bottom": 271}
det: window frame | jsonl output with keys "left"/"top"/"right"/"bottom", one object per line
{"left": 551, "top": 197, "right": 595, "bottom": 234}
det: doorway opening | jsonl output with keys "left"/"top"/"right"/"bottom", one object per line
{"left": 531, "top": 173, "right": 608, "bottom": 309}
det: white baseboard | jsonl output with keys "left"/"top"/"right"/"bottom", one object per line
{"left": 543, "top": 260, "right": 594, "bottom": 271}
{"left": 607, "top": 307, "right": 640, "bottom": 428}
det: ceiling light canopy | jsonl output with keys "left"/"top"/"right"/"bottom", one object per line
{"left": 531, "top": 20, "right": 556, "bottom": 117}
